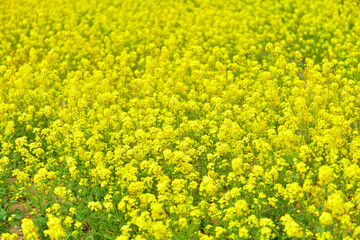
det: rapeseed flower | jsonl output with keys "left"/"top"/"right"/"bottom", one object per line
{"left": 1, "top": 0, "right": 360, "bottom": 238}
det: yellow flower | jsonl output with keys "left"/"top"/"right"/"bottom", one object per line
{"left": 344, "top": 164, "right": 360, "bottom": 180}
{"left": 22, "top": 218, "right": 40, "bottom": 240}
{"left": 280, "top": 214, "right": 303, "bottom": 238}
{"left": 74, "top": 221, "right": 82, "bottom": 229}
{"left": 231, "top": 158, "right": 243, "bottom": 174}
{"left": 234, "top": 199, "right": 248, "bottom": 216}
{"left": 260, "top": 227, "right": 272, "bottom": 240}
{"left": 54, "top": 186, "right": 69, "bottom": 199}
{"left": 178, "top": 217, "right": 187, "bottom": 229}
{"left": 199, "top": 176, "right": 217, "bottom": 195}
{"left": 318, "top": 165, "right": 335, "bottom": 185}
{"left": 151, "top": 202, "right": 165, "bottom": 220}
{"left": 88, "top": 201, "right": 102, "bottom": 212}
{"left": 0, "top": 233, "right": 19, "bottom": 240}
{"left": 44, "top": 214, "right": 66, "bottom": 240}
{"left": 215, "top": 226, "right": 225, "bottom": 238}
{"left": 325, "top": 192, "right": 344, "bottom": 215}
{"left": 238, "top": 227, "right": 249, "bottom": 238}
{"left": 69, "top": 207, "right": 77, "bottom": 215}
{"left": 64, "top": 216, "right": 73, "bottom": 227}
{"left": 116, "top": 236, "right": 129, "bottom": 240}
{"left": 319, "top": 212, "right": 333, "bottom": 226}
{"left": 2, "top": 0, "right": 360, "bottom": 238}
{"left": 353, "top": 226, "right": 360, "bottom": 238}
{"left": 151, "top": 221, "right": 171, "bottom": 239}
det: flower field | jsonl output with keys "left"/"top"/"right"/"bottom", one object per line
{"left": 1, "top": 0, "right": 360, "bottom": 239}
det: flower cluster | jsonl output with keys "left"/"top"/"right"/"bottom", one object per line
{"left": 1, "top": 0, "right": 360, "bottom": 239}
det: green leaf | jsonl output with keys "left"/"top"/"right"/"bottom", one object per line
{"left": 10, "top": 220, "right": 20, "bottom": 228}
{"left": 0, "top": 226, "right": 11, "bottom": 234}
{"left": 34, "top": 216, "right": 47, "bottom": 226}
{"left": 0, "top": 188, "right": 7, "bottom": 198}
{"left": 173, "top": 234, "right": 182, "bottom": 240}
{"left": 315, "top": 222, "right": 324, "bottom": 233}
{"left": 13, "top": 208, "right": 24, "bottom": 220}
{"left": 0, "top": 208, "right": 7, "bottom": 221}
{"left": 84, "top": 233, "right": 94, "bottom": 240}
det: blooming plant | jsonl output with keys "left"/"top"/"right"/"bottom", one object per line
{"left": 1, "top": 0, "right": 360, "bottom": 239}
